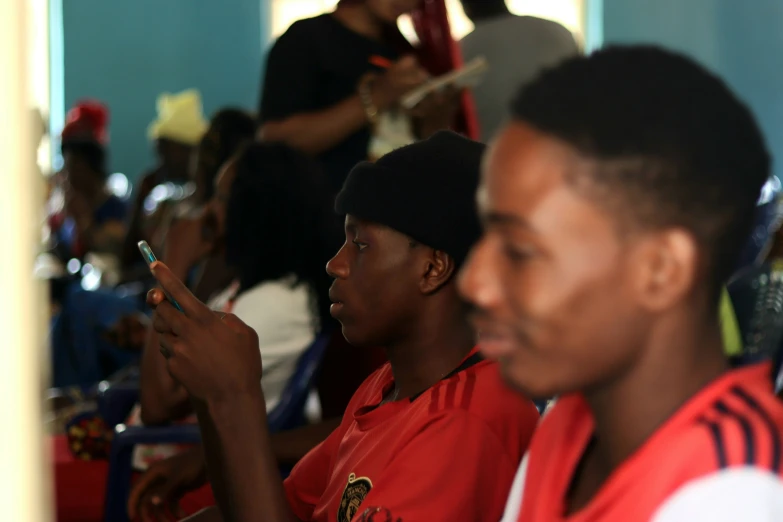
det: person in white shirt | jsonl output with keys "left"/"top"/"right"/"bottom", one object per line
{"left": 131, "top": 142, "right": 333, "bottom": 468}
{"left": 459, "top": 0, "right": 579, "bottom": 142}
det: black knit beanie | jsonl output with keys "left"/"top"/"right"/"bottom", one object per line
{"left": 335, "top": 130, "right": 486, "bottom": 267}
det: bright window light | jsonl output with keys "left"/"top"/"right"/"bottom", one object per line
{"left": 270, "top": 0, "right": 584, "bottom": 44}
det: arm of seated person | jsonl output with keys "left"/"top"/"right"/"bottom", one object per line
{"left": 128, "top": 418, "right": 343, "bottom": 520}
{"left": 194, "top": 393, "right": 300, "bottom": 522}
{"left": 139, "top": 324, "right": 192, "bottom": 425}
{"left": 196, "top": 391, "right": 346, "bottom": 522}
{"left": 139, "top": 258, "right": 195, "bottom": 425}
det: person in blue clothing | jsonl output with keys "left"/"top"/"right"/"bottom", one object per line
{"left": 50, "top": 100, "right": 127, "bottom": 261}
{"left": 49, "top": 100, "right": 134, "bottom": 388}
{"left": 49, "top": 105, "right": 259, "bottom": 389}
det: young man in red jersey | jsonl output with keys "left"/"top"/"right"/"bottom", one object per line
{"left": 459, "top": 46, "right": 783, "bottom": 521}
{"left": 146, "top": 130, "right": 539, "bottom": 522}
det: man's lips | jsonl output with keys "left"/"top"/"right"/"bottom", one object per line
{"left": 329, "top": 302, "right": 344, "bottom": 317}
{"left": 329, "top": 287, "right": 345, "bottom": 318}
{"left": 477, "top": 331, "right": 516, "bottom": 357}
{"left": 470, "top": 316, "right": 518, "bottom": 359}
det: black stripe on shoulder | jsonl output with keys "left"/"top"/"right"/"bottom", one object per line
{"left": 443, "top": 352, "right": 484, "bottom": 380}
{"left": 731, "top": 386, "right": 782, "bottom": 473}
{"left": 409, "top": 353, "right": 485, "bottom": 402}
{"left": 714, "top": 399, "right": 756, "bottom": 465}
{"left": 698, "top": 416, "right": 728, "bottom": 469}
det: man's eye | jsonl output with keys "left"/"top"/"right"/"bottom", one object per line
{"left": 352, "top": 239, "right": 368, "bottom": 251}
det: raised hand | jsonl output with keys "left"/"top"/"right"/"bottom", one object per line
{"left": 147, "top": 261, "right": 262, "bottom": 403}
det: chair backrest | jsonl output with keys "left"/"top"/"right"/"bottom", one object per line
{"left": 266, "top": 329, "right": 333, "bottom": 432}
{"left": 94, "top": 365, "right": 141, "bottom": 429}
{"left": 727, "top": 262, "right": 783, "bottom": 375}
{"left": 736, "top": 178, "right": 783, "bottom": 272}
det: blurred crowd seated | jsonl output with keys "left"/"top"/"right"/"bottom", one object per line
{"left": 35, "top": 1, "right": 783, "bottom": 521}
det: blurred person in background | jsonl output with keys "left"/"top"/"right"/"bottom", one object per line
{"left": 459, "top": 0, "right": 579, "bottom": 142}
{"left": 49, "top": 108, "right": 255, "bottom": 389}
{"left": 155, "top": 108, "right": 258, "bottom": 300}
{"left": 49, "top": 100, "right": 127, "bottom": 262}
{"left": 128, "top": 143, "right": 339, "bottom": 521}
{"left": 55, "top": 143, "right": 335, "bottom": 522}
{"left": 121, "top": 89, "right": 208, "bottom": 273}
{"left": 136, "top": 142, "right": 333, "bottom": 432}
{"left": 257, "top": 0, "right": 471, "bottom": 198}
{"left": 120, "top": 106, "right": 256, "bottom": 296}
{"left": 47, "top": 100, "right": 137, "bottom": 388}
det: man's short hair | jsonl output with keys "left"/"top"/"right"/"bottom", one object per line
{"left": 511, "top": 45, "right": 770, "bottom": 298}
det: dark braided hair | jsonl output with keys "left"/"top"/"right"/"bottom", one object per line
{"left": 224, "top": 142, "right": 333, "bottom": 328}
{"left": 196, "top": 108, "right": 256, "bottom": 202}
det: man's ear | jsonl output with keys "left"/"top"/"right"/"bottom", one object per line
{"left": 419, "top": 249, "right": 457, "bottom": 295}
{"left": 631, "top": 228, "right": 698, "bottom": 311}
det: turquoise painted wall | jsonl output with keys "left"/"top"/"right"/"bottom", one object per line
{"left": 602, "top": 0, "right": 783, "bottom": 179}
{"left": 56, "top": 0, "right": 268, "bottom": 181}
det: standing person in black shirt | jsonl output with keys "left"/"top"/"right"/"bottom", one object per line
{"left": 258, "top": 0, "right": 459, "bottom": 194}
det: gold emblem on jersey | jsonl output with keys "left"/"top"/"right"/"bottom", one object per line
{"left": 338, "top": 473, "right": 373, "bottom": 522}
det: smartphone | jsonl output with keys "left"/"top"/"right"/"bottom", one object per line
{"left": 137, "top": 240, "right": 184, "bottom": 312}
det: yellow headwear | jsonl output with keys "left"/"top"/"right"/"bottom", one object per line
{"left": 147, "top": 89, "right": 208, "bottom": 146}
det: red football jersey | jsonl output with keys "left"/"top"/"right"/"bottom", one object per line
{"left": 285, "top": 348, "right": 539, "bottom": 522}
{"left": 501, "top": 363, "right": 783, "bottom": 522}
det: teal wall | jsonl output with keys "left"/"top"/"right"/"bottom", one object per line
{"left": 53, "top": 0, "right": 269, "bottom": 181}
{"left": 602, "top": 0, "right": 783, "bottom": 179}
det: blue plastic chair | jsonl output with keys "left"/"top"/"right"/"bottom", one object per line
{"left": 102, "top": 330, "right": 332, "bottom": 522}
{"left": 736, "top": 177, "right": 783, "bottom": 271}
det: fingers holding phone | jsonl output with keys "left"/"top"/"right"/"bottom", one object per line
{"left": 147, "top": 261, "right": 263, "bottom": 402}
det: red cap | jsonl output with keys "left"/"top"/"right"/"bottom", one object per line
{"left": 61, "top": 100, "right": 110, "bottom": 146}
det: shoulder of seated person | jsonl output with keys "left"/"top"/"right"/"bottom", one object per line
{"left": 337, "top": 363, "right": 395, "bottom": 415}
{"left": 418, "top": 360, "right": 537, "bottom": 421}
{"left": 652, "top": 468, "right": 783, "bottom": 522}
